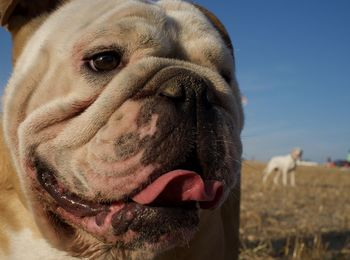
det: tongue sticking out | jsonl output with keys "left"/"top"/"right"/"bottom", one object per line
{"left": 132, "top": 170, "right": 224, "bottom": 209}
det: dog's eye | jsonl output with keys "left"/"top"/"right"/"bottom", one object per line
{"left": 88, "top": 51, "right": 121, "bottom": 72}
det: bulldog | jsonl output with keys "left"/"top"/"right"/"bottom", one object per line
{"left": 0, "top": 0, "right": 243, "bottom": 259}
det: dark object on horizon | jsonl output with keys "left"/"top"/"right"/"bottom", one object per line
{"left": 333, "top": 160, "right": 350, "bottom": 168}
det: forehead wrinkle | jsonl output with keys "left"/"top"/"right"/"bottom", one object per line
{"left": 72, "top": 1, "right": 170, "bottom": 45}
{"left": 71, "top": 12, "right": 177, "bottom": 63}
{"left": 168, "top": 10, "right": 233, "bottom": 75}
{"left": 57, "top": 0, "right": 165, "bottom": 48}
{"left": 98, "top": 10, "right": 168, "bottom": 47}
{"left": 91, "top": 0, "right": 167, "bottom": 29}
{"left": 73, "top": 19, "right": 165, "bottom": 57}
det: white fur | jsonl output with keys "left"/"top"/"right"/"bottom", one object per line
{"left": 0, "top": 229, "right": 77, "bottom": 260}
{"left": 262, "top": 148, "right": 302, "bottom": 187}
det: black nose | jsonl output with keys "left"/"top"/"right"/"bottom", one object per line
{"left": 159, "top": 70, "right": 213, "bottom": 109}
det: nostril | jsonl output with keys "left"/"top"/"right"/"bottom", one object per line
{"left": 159, "top": 82, "right": 184, "bottom": 100}
{"left": 157, "top": 70, "right": 214, "bottom": 109}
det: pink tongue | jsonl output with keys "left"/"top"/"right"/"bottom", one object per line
{"left": 132, "top": 170, "right": 224, "bottom": 209}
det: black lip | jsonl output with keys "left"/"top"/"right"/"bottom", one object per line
{"left": 111, "top": 202, "right": 198, "bottom": 237}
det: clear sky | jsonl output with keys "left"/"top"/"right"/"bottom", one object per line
{"left": 0, "top": 0, "right": 349, "bottom": 163}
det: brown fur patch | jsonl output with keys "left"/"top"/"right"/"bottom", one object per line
{"left": 0, "top": 126, "right": 18, "bottom": 252}
{"left": 0, "top": 126, "right": 43, "bottom": 253}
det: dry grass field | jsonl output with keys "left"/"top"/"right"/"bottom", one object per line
{"left": 240, "top": 161, "right": 350, "bottom": 259}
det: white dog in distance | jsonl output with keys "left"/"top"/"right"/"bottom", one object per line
{"left": 262, "top": 148, "right": 303, "bottom": 187}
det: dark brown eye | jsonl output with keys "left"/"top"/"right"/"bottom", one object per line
{"left": 88, "top": 51, "right": 121, "bottom": 72}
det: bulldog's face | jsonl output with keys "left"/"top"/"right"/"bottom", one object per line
{"left": 2, "top": 0, "right": 243, "bottom": 258}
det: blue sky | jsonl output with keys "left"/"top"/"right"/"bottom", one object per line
{"left": 0, "top": 0, "right": 349, "bottom": 162}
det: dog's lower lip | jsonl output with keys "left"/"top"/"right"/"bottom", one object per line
{"left": 35, "top": 160, "right": 109, "bottom": 217}
{"left": 36, "top": 164, "right": 200, "bottom": 241}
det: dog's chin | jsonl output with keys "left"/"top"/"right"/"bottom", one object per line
{"left": 55, "top": 201, "right": 199, "bottom": 249}
{"left": 26, "top": 159, "right": 201, "bottom": 256}
{"left": 41, "top": 201, "right": 199, "bottom": 255}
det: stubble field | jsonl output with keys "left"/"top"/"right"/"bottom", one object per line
{"left": 240, "top": 161, "right": 350, "bottom": 259}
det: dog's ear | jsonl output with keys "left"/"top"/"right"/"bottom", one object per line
{"left": 1, "top": 0, "right": 65, "bottom": 62}
{"left": 0, "top": 0, "right": 18, "bottom": 26}
{"left": 0, "top": 0, "right": 62, "bottom": 31}
{"left": 194, "top": 4, "right": 234, "bottom": 57}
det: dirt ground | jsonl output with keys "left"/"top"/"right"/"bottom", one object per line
{"left": 240, "top": 161, "right": 350, "bottom": 259}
